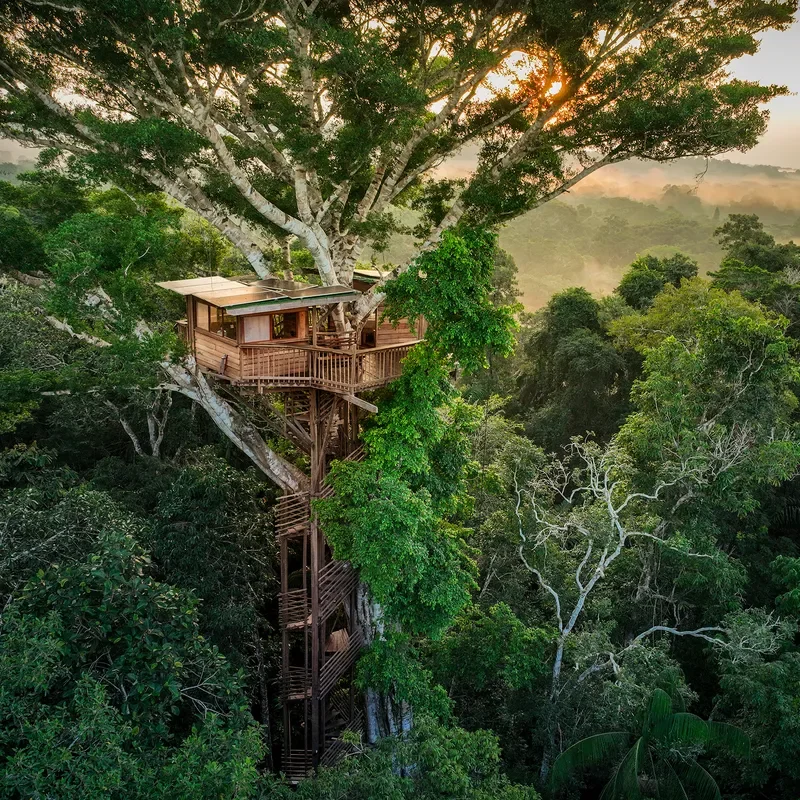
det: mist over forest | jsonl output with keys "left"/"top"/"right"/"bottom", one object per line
{"left": 5, "top": 149, "right": 800, "bottom": 310}
{"left": 376, "top": 156, "right": 800, "bottom": 308}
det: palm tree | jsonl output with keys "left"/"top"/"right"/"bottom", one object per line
{"left": 550, "top": 688, "right": 749, "bottom": 799}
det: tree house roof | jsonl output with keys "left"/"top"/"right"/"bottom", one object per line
{"left": 157, "top": 276, "right": 361, "bottom": 315}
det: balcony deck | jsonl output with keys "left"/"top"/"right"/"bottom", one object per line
{"left": 239, "top": 340, "right": 416, "bottom": 393}
{"left": 192, "top": 332, "right": 417, "bottom": 396}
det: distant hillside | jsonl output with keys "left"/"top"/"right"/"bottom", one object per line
{"left": 4, "top": 143, "right": 798, "bottom": 309}
{"left": 500, "top": 158, "right": 800, "bottom": 308}
{"left": 371, "top": 157, "right": 800, "bottom": 309}
{"left": 0, "top": 160, "right": 39, "bottom": 182}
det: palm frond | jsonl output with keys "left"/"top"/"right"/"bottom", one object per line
{"left": 707, "top": 721, "right": 751, "bottom": 758}
{"left": 653, "top": 712, "right": 709, "bottom": 745}
{"left": 774, "top": 498, "right": 800, "bottom": 527}
{"left": 661, "top": 758, "right": 690, "bottom": 800}
{"left": 645, "top": 688, "right": 674, "bottom": 732}
{"left": 672, "top": 758, "right": 722, "bottom": 800}
{"left": 601, "top": 739, "right": 644, "bottom": 800}
{"left": 551, "top": 732, "right": 631, "bottom": 791}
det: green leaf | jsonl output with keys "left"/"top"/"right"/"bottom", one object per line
{"left": 671, "top": 759, "right": 722, "bottom": 800}
{"left": 707, "top": 721, "right": 750, "bottom": 758}
{"left": 550, "top": 732, "right": 631, "bottom": 791}
{"left": 600, "top": 739, "right": 643, "bottom": 800}
{"left": 644, "top": 688, "right": 674, "bottom": 733}
{"left": 653, "top": 712, "right": 709, "bottom": 746}
{"left": 661, "top": 759, "right": 690, "bottom": 800}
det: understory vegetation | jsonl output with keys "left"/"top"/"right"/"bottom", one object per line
{"left": 3, "top": 167, "right": 800, "bottom": 800}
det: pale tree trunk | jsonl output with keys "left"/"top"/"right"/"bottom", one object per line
{"left": 146, "top": 390, "right": 172, "bottom": 459}
{"left": 357, "top": 583, "right": 414, "bottom": 748}
{"left": 160, "top": 357, "right": 309, "bottom": 493}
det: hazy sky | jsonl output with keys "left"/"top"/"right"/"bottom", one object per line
{"left": 729, "top": 18, "right": 800, "bottom": 168}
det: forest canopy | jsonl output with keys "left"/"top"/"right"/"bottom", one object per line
{"left": 2, "top": 161, "right": 800, "bottom": 798}
{"left": 1, "top": 0, "right": 800, "bottom": 797}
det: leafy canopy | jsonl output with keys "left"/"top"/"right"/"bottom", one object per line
{"left": 0, "top": 0, "right": 792, "bottom": 291}
{"left": 383, "top": 228, "right": 517, "bottom": 373}
{"left": 0, "top": 529, "right": 263, "bottom": 799}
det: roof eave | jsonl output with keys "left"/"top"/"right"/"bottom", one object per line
{"left": 224, "top": 291, "right": 362, "bottom": 315}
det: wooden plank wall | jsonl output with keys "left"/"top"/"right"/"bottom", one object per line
{"left": 194, "top": 329, "right": 242, "bottom": 379}
{"left": 376, "top": 305, "right": 423, "bottom": 346}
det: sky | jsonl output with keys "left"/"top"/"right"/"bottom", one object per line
{"left": 728, "top": 17, "right": 800, "bottom": 168}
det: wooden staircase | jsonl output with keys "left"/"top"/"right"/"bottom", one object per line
{"left": 274, "top": 396, "right": 367, "bottom": 781}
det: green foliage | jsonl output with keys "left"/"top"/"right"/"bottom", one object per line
{"left": 0, "top": 480, "right": 138, "bottom": 595}
{"left": 517, "top": 287, "right": 632, "bottom": 449}
{"left": 616, "top": 252, "right": 698, "bottom": 310}
{"left": 383, "top": 228, "right": 518, "bottom": 373}
{"left": 44, "top": 189, "right": 201, "bottom": 328}
{"left": 711, "top": 612, "right": 800, "bottom": 794}
{"left": 716, "top": 213, "right": 800, "bottom": 273}
{"left": 319, "top": 243, "right": 519, "bottom": 718}
{"left": 0, "top": 204, "right": 47, "bottom": 273}
{"left": 357, "top": 633, "right": 453, "bottom": 721}
{"left": 612, "top": 279, "right": 800, "bottom": 502}
{"left": 773, "top": 555, "right": 800, "bottom": 616}
{"left": 432, "top": 603, "right": 551, "bottom": 692}
{"left": 551, "top": 688, "right": 749, "bottom": 798}
{"left": 263, "top": 719, "right": 540, "bottom": 800}
{"left": 318, "top": 461, "right": 476, "bottom": 638}
{"left": 148, "top": 450, "right": 276, "bottom": 667}
{"left": 317, "top": 342, "right": 483, "bottom": 643}
{"left": 0, "top": 530, "right": 263, "bottom": 799}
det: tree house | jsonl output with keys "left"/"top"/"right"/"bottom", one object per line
{"left": 157, "top": 274, "right": 422, "bottom": 780}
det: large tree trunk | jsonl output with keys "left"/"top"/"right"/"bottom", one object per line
{"left": 357, "top": 583, "right": 413, "bottom": 746}
{"left": 161, "top": 357, "right": 309, "bottom": 493}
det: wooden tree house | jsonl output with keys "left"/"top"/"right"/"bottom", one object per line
{"left": 157, "top": 274, "right": 423, "bottom": 780}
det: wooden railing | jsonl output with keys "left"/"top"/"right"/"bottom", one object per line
{"left": 282, "top": 750, "right": 313, "bottom": 782}
{"left": 319, "top": 560, "right": 358, "bottom": 620}
{"left": 321, "top": 710, "right": 364, "bottom": 767}
{"left": 276, "top": 492, "right": 310, "bottom": 538}
{"left": 279, "top": 588, "right": 310, "bottom": 630}
{"left": 320, "top": 628, "right": 364, "bottom": 695}
{"left": 240, "top": 344, "right": 310, "bottom": 383}
{"left": 283, "top": 666, "right": 311, "bottom": 701}
{"left": 238, "top": 341, "right": 417, "bottom": 393}
{"left": 355, "top": 343, "right": 412, "bottom": 389}
{"left": 316, "top": 330, "right": 356, "bottom": 349}
{"left": 281, "top": 628, "right": 364, "bottom": 699}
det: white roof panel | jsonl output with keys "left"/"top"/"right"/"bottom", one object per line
{"left": 156, "top": 277, "right": 247, "bottom": 296}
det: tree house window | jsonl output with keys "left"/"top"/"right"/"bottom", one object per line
{"left": 272, "top": 312, "right": 299, "bottom": 340}
{"left": 195, "top": 301, "right": 210, "bottom": 330}
{"left": 210, "top": 306, "right": 238, "bottom": 340}
{"left": 243, "top": 314, "right": 271, "bottom": 342}
{"left": 195, "top": 299, "right": 237, "bottom": 340}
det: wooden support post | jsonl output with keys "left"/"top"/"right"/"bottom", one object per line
{"left": 186, "top": 296, "right": 195, "bottom": 349}
{"left": 309, "top": 390, "right": 322, "bottom": 764}
{"left": 280, "top": 533, "right": 292, "bottom": 766}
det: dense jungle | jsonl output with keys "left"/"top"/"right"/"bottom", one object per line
{"left": 3, "top": 167, "right": 800, "bottom": 799}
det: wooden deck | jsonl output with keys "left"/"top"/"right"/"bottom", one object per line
{"left": 195, "top": 340, "right": 417, "bottom": 394}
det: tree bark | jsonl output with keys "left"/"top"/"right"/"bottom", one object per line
{"left": 357, "top": 583, "right": 413, "bottom": 748}
{"left": 160, "top": 357, "right": 309, "bottom": 493}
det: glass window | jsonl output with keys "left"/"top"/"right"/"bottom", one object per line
{"left": 209, "top": 305, "right": 238, "bottom": 340}
{"left": 272, "top": 312, "right": 299, "bottom": 340}
{"left": 243, "top": 315, "right": 271, "bottom": 342}
{"left": 195, "top": 301, "right": 209, "bottom": 330}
